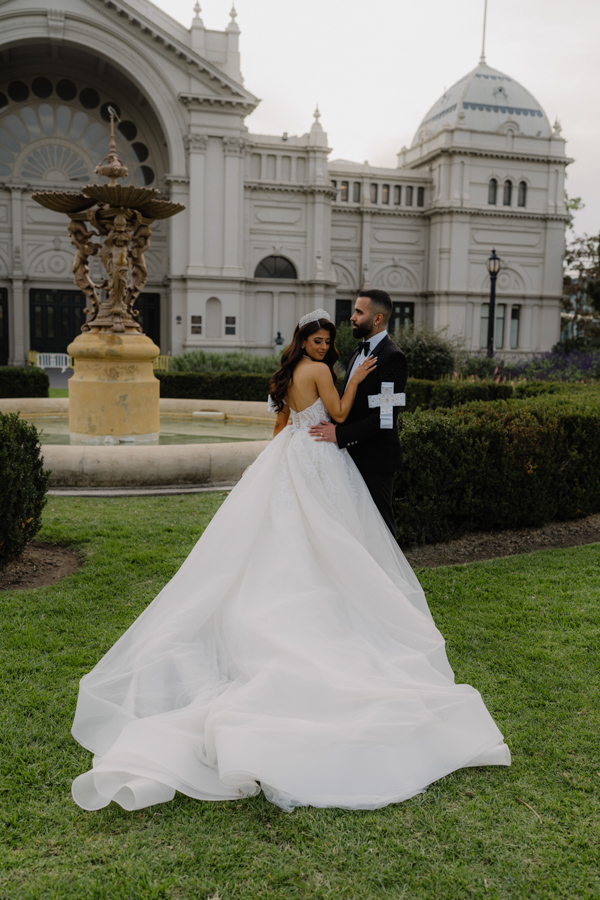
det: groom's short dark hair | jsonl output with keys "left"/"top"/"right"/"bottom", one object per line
{"left": 357, "top": 289, "right": 392, "bottom": 324}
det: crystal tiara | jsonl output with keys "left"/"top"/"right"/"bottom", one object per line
{"left": 298, "top": 308, "right": 331, "bottom": 328}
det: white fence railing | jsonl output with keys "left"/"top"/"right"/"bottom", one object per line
{"left": 34, "top": 353, "right": 73, "bottom": 373}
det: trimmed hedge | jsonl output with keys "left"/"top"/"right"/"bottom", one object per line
{"left": 0, "top": 366, "right": 49, "bottom": 399}
{"left": 512, "top": 381, "right": 590, "bottom": 399}
{"left": 0, "top": 413, "right": 50, "bottom": 566}
{"left": 156, "top": 369, "right": 595, "bottom": 415}
{"left": 157, "top": 370, "right": 348, "bottom": 402}
{"left": 157, "top": 371, "right": 272, "bottom": 402}
{"left": 394, "top": 396, "right": 600, "bottom": 546}
{"left": 406, "top": 378, "right": 513, "bottom": 412}
{"left": 157, "top": 370, "right": 518, "bottom": 408}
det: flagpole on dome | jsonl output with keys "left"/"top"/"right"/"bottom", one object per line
{"left": 480, "top": 0, "right": 488, "bottom": 64}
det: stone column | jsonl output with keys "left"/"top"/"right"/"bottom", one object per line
{"left": 186, "top": 134, "right": 208, "bottom": 277}
{"left": 222, "top": 138, "right": 246, "bottom": 276}
{"left": 164, "top": 175, "right": 189, "bottom": 354}
{"left": 360, "top": 211, "right": 372, "bottom": 290}
{"left": 9, "top": 187, "right": 26, "bottom": 366}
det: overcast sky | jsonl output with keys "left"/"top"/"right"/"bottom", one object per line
{"left": 153, "top": 0, "right": 598, "bottom": 236}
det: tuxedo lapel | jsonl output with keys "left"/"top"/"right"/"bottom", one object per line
{"left": 356, "top": 335, "right": 390, "bottom": 391}
{"left": 343, "top": 334, "right": 391, "bottom": 394}
{"left": 342, "top": 346, "right": 361, "bottom": 393}
{"left": 371, "top": 334, "right": 391, "bottom": 359}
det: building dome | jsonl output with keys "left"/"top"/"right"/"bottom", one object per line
{"left": 412, "top": 61, "right": 552, "bottom": 146}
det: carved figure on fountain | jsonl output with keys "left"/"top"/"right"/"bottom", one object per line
{"left": 126, "top": 222, "right": 152, "bottom": 324}
{"left": 68, "top": 219, "right": 101, "bottom": 327}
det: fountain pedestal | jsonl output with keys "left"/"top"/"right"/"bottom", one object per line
{"left": 67, "top": 333, "right": 160, "bottom": 444}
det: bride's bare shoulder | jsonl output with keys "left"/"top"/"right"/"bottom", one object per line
{"left": 293, "top": 358, "right": 320, "bottom": 379}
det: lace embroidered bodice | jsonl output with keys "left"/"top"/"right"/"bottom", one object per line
{"left": 288, "top": 398, "right": 330, "bottom": 432}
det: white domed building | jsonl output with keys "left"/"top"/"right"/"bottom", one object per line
{"left": 0, "top": 0, "right": 569, "bottom": 366}
{"left": 330, "top": 59, "right": 568, "bottom": 354}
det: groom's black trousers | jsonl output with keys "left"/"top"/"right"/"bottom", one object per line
{"left": 361, "top": 471, "right": 396, "bottom": 538}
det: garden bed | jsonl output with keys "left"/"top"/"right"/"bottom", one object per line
{"left": 0, "top": 541, "right": 81, "bottom": 591}
{"left": 404, "top": 511, "right": 600, "bottom": 568}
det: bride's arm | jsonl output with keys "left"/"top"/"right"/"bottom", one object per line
{"left": 273, "top": 405, "right": 290, "bottom": 437}
{"left": 313, "top": 357, "right": 376, "bottom": 423}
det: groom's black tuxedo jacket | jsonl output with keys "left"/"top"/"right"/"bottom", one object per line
{"left": 335, "top": 335, "right": 408, "bottom": 475}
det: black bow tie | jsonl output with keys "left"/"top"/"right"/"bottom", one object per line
{"left": 358, "top": 341, "right": 370, "bottom": 355}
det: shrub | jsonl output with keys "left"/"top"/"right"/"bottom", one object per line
{"left": 513, "top": 348, "right": 600, "bottom": 382}
{"left": 392, "top": 328, "right": 456, "bottom": 380}
{"left": 169, "top": 350, "right": 281, "bottom": 375}
{"left": 460, "top": 355, "right": 511, "bottom": 380}
{"left": 334, "top": 322, "right": 359, "bottom": 371}
{"left": 0, "top": 366, "right": 49, "bottom": 399}
{"left": 394, "top": 395, "right": 600, "bottom": 546}
{"left": 552, "top": 337, "right": 600, "bottom": 354}
{"left": 405, "top": 378, "right": 513, "bottom": 412}
{"left": 158, "top": 370, "right": 346, "bottom": 401}
{"left": 461, "top": 348, "right": 600, "bottom": 383}
{"left": 512, "top": 381, "right": 589, "bottom": 399}
{"left": 157, "top": 371, "right": 273, "bottom": 402}
{"left": 0, "top": 413, "right": 50, "bottom": 566}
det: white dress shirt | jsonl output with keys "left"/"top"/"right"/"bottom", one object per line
{"left": 347, "top": 330, "right": 388, "bottom": 381}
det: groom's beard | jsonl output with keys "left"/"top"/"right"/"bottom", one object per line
{"left": 352, "top": 321, "right": 373, "bottom": 340}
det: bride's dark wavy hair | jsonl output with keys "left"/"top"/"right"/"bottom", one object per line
{"left": 269, "top": 318, "right": 339, "bottom": 412}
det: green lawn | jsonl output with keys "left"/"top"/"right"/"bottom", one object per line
{"left": 49, "top": 388, "right": 68, "bottom": 398}
{"left": 1, "top": 496, "right": 599, "bottom": 900}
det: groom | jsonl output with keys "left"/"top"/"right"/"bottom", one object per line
{"left": 309, "top": 289, "right": 408, "bottom": 536}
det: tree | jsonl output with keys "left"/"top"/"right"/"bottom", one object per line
{"left": 564, "top": 191, "right": 585, "bottom": 230}
{"left": 563, "top": 233, "right": 600, "bottom": 340}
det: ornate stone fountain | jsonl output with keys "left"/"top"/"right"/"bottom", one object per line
{"left": 32, "top": 111, "right": 184, "bottom": 444}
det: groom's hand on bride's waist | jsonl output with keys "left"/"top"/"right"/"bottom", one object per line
{"left": 309, "top": 421, "right": 337, "bottom": 443}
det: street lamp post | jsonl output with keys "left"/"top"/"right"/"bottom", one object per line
{"left": 486, "top": 248, "right": 501, "bottom": 358}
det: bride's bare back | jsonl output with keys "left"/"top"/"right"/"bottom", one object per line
{"left": 273, "top": 327, "right": 376, "bottom": 437}
{"left": 285, "top": 358, "right": 323, "bottom": 412}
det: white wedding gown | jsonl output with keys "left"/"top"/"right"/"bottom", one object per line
{"left": 71, "top": 398, "right": 510, "bottom": 812}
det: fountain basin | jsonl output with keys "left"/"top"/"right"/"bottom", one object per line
{"left": 1, "top": 398, "right": 273, "bottom": 488}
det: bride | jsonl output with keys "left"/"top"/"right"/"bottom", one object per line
{"left": 71, "top": 309, "right": 510, "bottom": 813}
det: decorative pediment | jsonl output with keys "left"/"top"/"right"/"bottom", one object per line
{"left": 80, "top": 0, "right": 258, "bottom": 109}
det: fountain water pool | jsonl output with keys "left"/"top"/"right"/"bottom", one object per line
{"left": 1, "top": 399, "right": 273, "bottom": 488}
{"left": 32, "top": 414, "right": 272, "bottom": 446}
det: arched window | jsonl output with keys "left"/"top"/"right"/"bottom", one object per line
{"left": 488, "top": 178, "right": 498, "bottom": 205}
{"left": 254, "top": 256, "right": 297, "bottom": 279}
{"left": 518, "top": 181, "right": 527, "bottom": 207}
{"left": 503, "top": 179, "right": 512, "bottom": 206}
{"left": 417, "top": 186, "right": 425, "bottom": 207}
{"left": 340, "top": 181, "right": 349, "bottom": 201}
{"left": 405, "top": 185, "right": 413, "bottom": 206}
{"left": 205, "top": 297, "right": 221, "bottom": 339}
{"left": 0, "top": 78, "right": 156, "bottom": 184}
{"left": 353, "top": 182, "right": 361, "bottom": 203}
